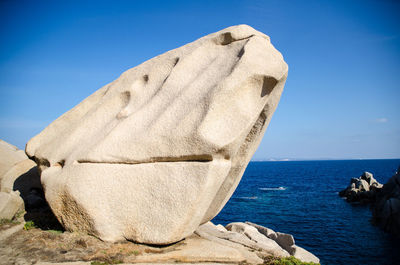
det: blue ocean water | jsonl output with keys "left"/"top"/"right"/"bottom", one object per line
{"left": 212, "top": 159, "right": 400, "bottom": 265}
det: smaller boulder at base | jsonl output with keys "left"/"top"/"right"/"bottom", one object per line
{"left": 0, "top": 139, "right": 29, "bottom": 183}
{"left": 0, "top": 191, "right": 24, "bottom": 220}
{"left": 198, "top": 221, "right": 320, "bottom": 264}
{"left": 244, "top": 222, "right": 319, "bottom": 264}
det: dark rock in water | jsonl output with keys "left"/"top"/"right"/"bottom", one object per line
{"left": 339, "top": 171, "right": 383, "bottom": 203}
{"left": 372, "top": 167, "right": 400, "bottom": 236}
{"left": 340, "top": 168, "right": 400, "bottom": 237}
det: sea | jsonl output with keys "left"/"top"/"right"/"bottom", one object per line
{"left": 212, "top": 159, "right": 400, "bottom": 265}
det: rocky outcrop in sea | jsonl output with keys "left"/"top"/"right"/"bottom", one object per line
{"left": 339, "top": 171, "right": 383, "bottom": 203}
{"left": 340, "top": 168, "right": 400, "bottom": 237}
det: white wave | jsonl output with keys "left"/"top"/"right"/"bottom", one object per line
{"left": 234, "top": 196, "right": 258, "bottom": 200}
{"left": 259, "top": 187, "right": 286, "bottom": 191}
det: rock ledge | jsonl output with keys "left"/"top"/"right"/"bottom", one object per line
{"left": 0, "top": 220, "right": 319, "bottom": 265}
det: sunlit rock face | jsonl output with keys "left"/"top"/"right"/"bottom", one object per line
{"left": 26, "top": 25, "right": 288, "bottom": 244}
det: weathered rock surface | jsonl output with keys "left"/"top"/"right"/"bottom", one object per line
{"left": 372, "top": 167, "right": 400, "bottom": 236}
{"left": 225, "top": 222, "right": 290, "bottom": 257}
{"left": 25, "top": 25, "right": 288, "bottom": 244}
{"left": 339, "top": 171, "right": 383, "bottom": 203}
{"left": 290, "top": 245, "right": 320, "bottom": 264}
{"left": 246, "top": 221, "right": 277, "bottom": 240}
{"left": 0, "top": 221, "right": 319, "bottom": 264}
{"left": 245, "top": 222, "right": 319, "bottom": 263}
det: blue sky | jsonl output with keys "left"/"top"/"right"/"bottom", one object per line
{"left": 0, "top": 0, "right": 399, "bottom": 160}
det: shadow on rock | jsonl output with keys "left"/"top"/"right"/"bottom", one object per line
{"left": 13, "top": 166, "right": 64, "bottom": 231}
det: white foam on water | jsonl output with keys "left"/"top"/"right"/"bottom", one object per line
{"left": 234, "top": 196, "right": 258, "bottom": 200}
{"left": 259, "top": 186, "right": 286, "bottom": 191}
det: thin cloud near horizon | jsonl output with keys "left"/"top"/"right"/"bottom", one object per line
{"left": 374, "top": 118, "right": 388, "bottom": 123}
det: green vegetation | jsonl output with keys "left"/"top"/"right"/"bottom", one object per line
{"left": 0, "top": 219, "right": 12, "bottom": 225}
{"left": 14, "top": 210, "right": 25, "bottom": 219}
{"left": 0, "top": 218, "right": 21, "bottom": 226}
{"left": 263, "top": 256, "right": 320, "bottom": 265}
{"left": 0, "top": 210, "right": 25, "bottom": 227}
{"left": 129, "top": 250, "right": 140, "bottom": 256}
{"left": 23, "top": 220, "right": 36, "bottom": 230}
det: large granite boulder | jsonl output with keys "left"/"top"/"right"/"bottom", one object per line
{"left": 339, "top": 171, "right": 383, "bottom": 203}
{"left": 25, "top": 25, "right": 288, "bottom": 244}
{"left": 372, "top": 167, "right": 400, "bottom": 236}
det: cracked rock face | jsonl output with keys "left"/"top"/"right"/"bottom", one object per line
{"left": 26, "top": 25, "right": 288, "bottom": 244}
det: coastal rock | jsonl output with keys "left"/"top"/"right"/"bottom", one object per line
{"left": 244, "top": 222, "right": 319, "bottom": 263}
{"left": 339, "top": 171, "right": 382, "bottom": 203}
{"left": 245, "top": 221, "right": 278, "bottom": 240}
{"left": 0, "top": 191, "right": 24, "bottom": 219}
{"left": 25, "top": 25, "right": 288, "bottom": 244}
{"left": 356, "top": 179, "right": 370, "bottom": 192}
{"left": 275, "top": 232, "right": 295, "bottom": 251}
{"left": 197, "top": 221, "right": 319, "bottom": 263}
{"left": 226, "top": 222, "right": 290, "bottom": 257}
{"left": 215, "top": 224, "right": 227, "bottom": 232}
{"left": 290, "top": 245, "right": 321, "bottom": 264}
{"left": 372, "top": 167, "right": 400, "bottom": 236}
{"left": 196, "top": 221, "right": 274, "bottom": 255}
{"left": 361, "top": 171, "right": 380, "bottom": 186}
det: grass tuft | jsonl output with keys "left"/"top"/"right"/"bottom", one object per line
{"left": 0, "top": 219, "right": 14, "bottom": 225}
{"left": 23, "top": 220, "right": 36, "bottom": 230}
{"left": 129, "top": 250, "right": 140, "bottom": 256}
{"left": 0, "top": 210, "right": 25, "bottom": 227}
